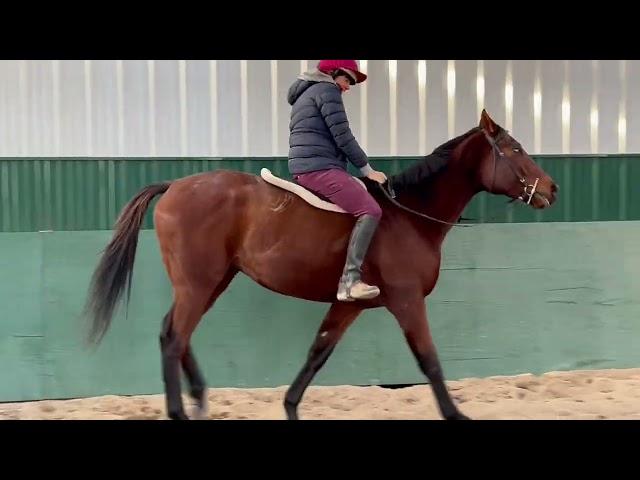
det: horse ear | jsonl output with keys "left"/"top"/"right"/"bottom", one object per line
{"left": 479, "top": 109, "right": 498, "bottom": 136}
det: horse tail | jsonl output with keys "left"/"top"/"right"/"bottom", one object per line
{"left": 84, "top": 182, "right": 171, "bottom": 345}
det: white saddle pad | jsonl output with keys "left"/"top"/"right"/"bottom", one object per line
{"left": 260, "top": 168, "right": 366, "bottom": 214}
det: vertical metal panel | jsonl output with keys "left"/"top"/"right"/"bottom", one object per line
{"left": 92, "top": 61, "right": 119, "bottom": 156}
{"left": 122, "top": 60, "right": 150, "bottom": 156}
{"left": 590, "top": 61, "right": 599, "bottom": 154}
{"left": 116, "top": 60, "right": 125, "bottom": 155}
{"left": 0, "top": 62, "right": 9, "bottom": 156}
{"left": 1, "top": 61, "right": 20, "bottom": 156}
{"left": 209, "top": 60, "right": 218, "bottom": 156}
{"left": 533, "top": 62, "right": 542, "bottom": 154}
{"left": 246, "top": 60, "right": 271, "bottom": 157}
{"left": 388, "top": 60, "right": 398, "bottom": 156}
{"left": 27, "top": 61, "right": 55, "bottom": 156}
{"left": 504, "top": 61, "right": 513, "bottom": 133}
{"left": 626, "top": 158, "right": 640, "bottom": 220}
{"left": 484, "top": 60, "right": 507, "bottom": 129}
{"left": 154, "top": 61, "right": 180, "bottom": 156}
{"left": 239, "top": 60, "right": 249, "bottom": 157}
{"left": 425, "top": 60, "right": 448, "bottom": 153}
{"left": 396, "top": 60, "right": 419, "bottom": 156}
{"left": 270, "top": 60, "right": 279, "bottom": 156}
{"left": 217, "top": 61, "right": 241, "bottom": 156}
{"left": 178, "top": 60, "right": 188, "bottom": 157}
{"left": 18, "top": 61, "right": 28, "bottom": 155}
{"left": 51, "top": 60, "right": 61, "bottom": 156}
{"left": 358, "top": 60, "right": 368, "bottom": 151}
{"left": 58, "top": 61, "right": 87, "bottom": 156}
{"left": 540, "top": 61, "right": 563, "bottom": 154}
{"left": 446, "top": 60, "right": 456, "bottom": 138}
{"left": 619, "top": 61, "right": 627, "bottom": 154}
{"left": 184, "top": 61, "right": 211, "bottom": 157}
{"left": 147, "top": 60, "right": 157, "bottom": 156}
{"left": 418, "top": 60, "right": 427, "bottom": 156}
{"left": 511, "top": 60, "right": 535, "bottom": 152}
{"left": 568, "top": 60, "right": 591, "bottom": 154}
{"left": 84, "top": 60, "right": 93, "bottom": 155}
{"left": 476, "top": 60, "right": 485, "bottom": 120}
{"left": 599, "top": 60, "right": 622, "bottom": 154}
{"left": 276, "top": 60, "right": 298, "bottom": 158}
{"left": 453, "top": 60, "right": 476, "bottom": 137}
{"left": 366, "top": 61, "right": 390, "bottom": 156}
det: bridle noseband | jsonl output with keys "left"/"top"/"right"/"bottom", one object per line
{"left": 378, "top": 129, "right": 543, "bottom": 227}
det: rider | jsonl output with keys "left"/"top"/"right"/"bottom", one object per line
{"left": 287, "top": 60, "right": 387, "bottom": 302}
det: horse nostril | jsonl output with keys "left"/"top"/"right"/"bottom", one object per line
{"left": 551, "top": 183, "right": 559, "bottom": 193}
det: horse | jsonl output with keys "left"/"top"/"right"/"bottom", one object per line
{"left": 83, "top": 110, "right": 558, "bottom": 420}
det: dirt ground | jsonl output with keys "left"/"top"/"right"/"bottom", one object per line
{"left": 2, "top": 367, "right": 640, "bottom": 420}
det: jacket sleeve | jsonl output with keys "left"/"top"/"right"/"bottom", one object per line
{"left": 315, "top": 86, "right": 372, "bottom": 174}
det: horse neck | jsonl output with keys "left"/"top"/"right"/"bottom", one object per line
{"left": 394, "top": 138, "right": 484, "bottom": 245}
{"left": 425, "top": 166, "right": 478, "bottom": 240}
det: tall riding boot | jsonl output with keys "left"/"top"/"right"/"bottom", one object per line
{"left": 336, "top": 214, "right": 381, "bottom": 302}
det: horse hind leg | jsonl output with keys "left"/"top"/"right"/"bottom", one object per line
{"left": 181, "top": 345, "right": 208, "bottom": 420}
{"left": 159, "top": 281, "right": 223, "bottom": 420}
{"left": 179, "top": 269, "right": 238, "bottom": 420}
{"left": 160, "top": 268, "right": 238, "bottom": 420}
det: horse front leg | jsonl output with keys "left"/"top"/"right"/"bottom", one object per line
{"left": 387, "top": 295, "right": 469, "bottom": 420}
{"left": 284, "top": 302, "right": 363, "bottom": 420}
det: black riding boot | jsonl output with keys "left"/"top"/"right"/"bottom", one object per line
{"left": 337, "top": 214, "right": 381, "bottom": 301}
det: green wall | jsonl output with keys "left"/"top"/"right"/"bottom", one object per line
{"left": 2, "top": 222, "right": 640, "bottom": 402}
{"left": 1, "top": 155, "right": 640, "bottom": 232}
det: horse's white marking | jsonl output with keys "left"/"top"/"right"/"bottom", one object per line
{"left": 190, "top": 395, "right": 209, "bottom": 420}
{"left": 271, "top": 196, "right": 291, "bottom": 213}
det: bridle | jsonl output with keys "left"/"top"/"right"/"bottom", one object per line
{"left": 482, "top": 129, "right": 540, "bottom": 206}
{"left": 378, "top": 128, "right": 543, "bottom": 227}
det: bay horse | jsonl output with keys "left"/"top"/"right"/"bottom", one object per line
{"left": 84, "top": 110, "right": 558, "bottom": 420}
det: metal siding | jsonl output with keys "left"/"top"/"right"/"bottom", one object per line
{"left": 366, "top": 60, "right": 391, "bottom": 156}
{"left": 154, "top": 61, "right": 181, "bottom": 156}
{"left": 91, "top": 61, "right": 119, "bottom": 156}
{"left": 1, "top": 60, "right": 640, "bottom": 157}
{"left": 0, "top": 156, "right": 636, "bottom": 232}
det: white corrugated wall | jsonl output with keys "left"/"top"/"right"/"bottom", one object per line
{"left": 0, "top": 60, "right": 636, "bottom": 157}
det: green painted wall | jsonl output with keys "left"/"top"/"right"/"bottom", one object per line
{"left": 2, "top": 222, "right": 640, "bottom": 402}
{"left": 1, "top": 155, "right": 640, "bottom": 232}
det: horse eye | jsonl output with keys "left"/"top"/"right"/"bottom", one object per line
{"left": 513, "top": 148, "right": 520, "bottom": 153}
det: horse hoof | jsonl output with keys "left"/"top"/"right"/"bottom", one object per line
{"left": 190, "top": 400, "right": 209, "bottom": 420}
{"left": 168, "top": 410, "right": 190, "bottom": 420}
{"left": 447, "top": 412, "right": 471, "bottom": 420}
{"left": 285, "top": 409, "right": 299, "bottom": 420}
{"left": 284, "top": 405, "right": 299, "bottom": 420}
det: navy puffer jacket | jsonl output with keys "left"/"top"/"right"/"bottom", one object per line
{"left": 287, "top": 70, "right": 372, "bottom": 176}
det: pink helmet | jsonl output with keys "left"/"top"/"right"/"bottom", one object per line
{"left": 317, "top": 60, "right": 367, "bottom": 84}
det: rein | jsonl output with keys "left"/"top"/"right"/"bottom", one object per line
{"left": 377, "top": 181, "right": 474, "bottom": 228}
{"left": 379, "top": 130, "right": 542, "bottom": 227}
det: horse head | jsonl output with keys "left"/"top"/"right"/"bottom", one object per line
{"left": 473, "top": 109, "right": 558, "bottom": 209}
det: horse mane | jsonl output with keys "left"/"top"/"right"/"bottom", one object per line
{"left": 389, "top": 127, "right": 483, "bottom": 194}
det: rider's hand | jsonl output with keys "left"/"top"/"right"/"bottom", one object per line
{"left": 367, "top": 170, "right": 387, "bottom": 184}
